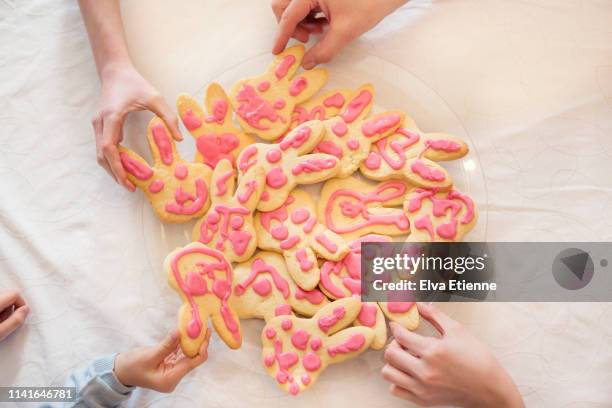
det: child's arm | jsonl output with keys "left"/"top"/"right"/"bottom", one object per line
{"left": 39, "top": 330, "right": 210, "bottom": 407}
{"left": 78, "top": 0, "right": 182, "bottom": 192}
{"left": 382, "top": 303, "right": 524, "bottom": 408}
{"left": 271, "top": 0, "right": 408, "bottom": 68}
{"left": 0, "top": 289, "right": 29, "bottom": 341}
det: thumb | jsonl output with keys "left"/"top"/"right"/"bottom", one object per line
{"left": 152, "top": 330, "right": 181, "bottom": 361}
{"left": 148, "top": 96, "right": 183, "bottom": 141}
{"left": 416, "top": 303, "right": 457, "bottom": 335}
{"left": 302, "top": 25, "right": 351, "bottom": 69}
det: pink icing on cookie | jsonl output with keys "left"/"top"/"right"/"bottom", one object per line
{"left": 347, "top": 139, "right": 359, "bottom": 150}
{"left": 315, "top": 141, "right": 343, "bottom": 159}
{"left": 198, "top": 205, "right": 251, "bottom": 254}
{"left": 387, "top": 302, "right": 414, "bottom": 313}
{"left": 289, "top": 383, "right": 299, "bottom": 395}
{"left": 414, "top": 215, "right": 435, "bottom": 240}
{"left": 315, "top": 234, "right": 338, "bottom": 253}
{"left": 238, "top": 145, "right": 258, "bottom": 172}
{"left": 274, "top": 99, "right": 286, "bottom": 109}
{"left": 327, "top": 333, "right": 365, "bottom": 357}
{"left": 318, "top": 306, "right": 346, "bottom": 332}
{"left": 293, "top": 106, "right": 326, "bottom": 124}
{"left": 266, "top": 167, "right": 288, "bottom": 188}
{"left": 331, "top": 121, "right": 348, "bottom": 137}
{"left": 271, "top": 225, "right": 289, "bottom": 240}
{"left": 280, "top": 235, "right": 300, "bottom": 250}
{"left": 280, "top": 126, "right": 311, "bottom": 151}
{"left": 341, "top": 90, "right": 372, "bottom": 123}
{"left": 292, "top": 157, "right": 337, "bottom": 176}
{"left": 258, "top": 81, "right": 271, "bottom": 92}
{"left": 373, "top": 128, "right": 420, "bottom": 170}
{"left": 310, "top": 337, "right": 322, "bottom": 350}
{"left": 166, "top": 179, "right": 208, "bottom": 215}
{"left": 302, "top": 216, "right": 316, "bottom": 233}
{"left": 237, "top": 180, "right": 258, "bottom": 204}
{"left": 266, "top": 148, "right": 282, "bottom": 163}
{"left": 448, "top": 190, "right": 475, "bottom": 224}
{"left": 151, "top": 124, "right": 173, "bottom": 165}
{"left": 295, "top": 248, "right": 314, "bottom": 271}
{"left": 148, "top": 179, "right": 164, "bottom": 193}
{"left": 182, "top": 108, "right": 202, "bottom": 130}
{"left": 253, "top": 279, "right": 272, "bottom": 296}
{"left": 291, "top": 208, "right": 310, "bottom": 224}
{"left": 270, "top": 339, "right": 299, "bottom": 385}
{"left": 361, "top": 113, "right": 402, "bottom": 137}
{"left": 411, "top": 160, "right": 446, "bottom": 181}
{"left": 364, "top": 152, "right": 382, "bottom": 170}
{"left": 323, "top": 92, "right": 345, "bottom": 108}
{"left": 289, "top": 76, "right": 308, "bottom": 96}
{"left": 291, "top": 329, "right": 311, "bottom": 350}
{"left": 437, "top": 219, "right": 458, "bottom": 239}
{"left": 301, "top": 375, "right": 311, "bottom": 385}
{"left": 170, "top": 246, "right": 239, "bottom": 341}
{"left": 275, "top": 55, "right": 296, "bottom": 79}
{"left": 236, "top": 84, "right": 279, "bottom": 130}
{"left": 281, "top": 319, "right": 293, "bottom": 331}
{"left": 120, "top": 153, "right": 153, "bottom": 180}
{"left": 215, "top": 170, "right": 235, "bottom": 196}
{"left": 196, "top": 133, "right": 240, "bottom": 169}
{"left": 266, "top": 327, "right": 277, "bottom": 339}
{"left": 358, "top": 304, "right": 378, "bottom": 327}
{"left": 275, "top": 304, "right": 292, "bottom": 316}
{"left": 325, "top": 181, "right": 410, "bottom": 234}
{"left": 302, "top": 352, "right": 321, "bottom": 371}
{"left": 174, "top": 164, "right": 188, "bottom": 180}
{"left": 295, "top": 287, "right": 325, "bottom": 305}
{"left": 425, "top": 139, "right": 461, "bottom": 152}
{"left": 260, "top": 191, "right": 270, "bottom": 201}
{"left": 205, "top": 99, "right": 228, "bottom": 124}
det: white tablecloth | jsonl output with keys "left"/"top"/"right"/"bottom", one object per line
{"left": 1, "top": 0, "right": 611, "bottom": 406}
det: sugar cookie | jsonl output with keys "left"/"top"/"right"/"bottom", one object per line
{"left": 290, "top": 88, "right": 353, "bottom": 129}
{"left": 237, "top": 120, "right": 340, "bottom": 212}
{"left": 176, "top": 82, "right": 254, "bottom": 169}
{"left": 361, "top": 116, "right": 467, "bottom": 189}
{"left": 255, "top": 188, "right": 349, "bottom": 291}
{"left": 192, "top": 159, "right": 264, "bottom": 262}
{"left": 314, "top": 84, "right": 405, "bottom": 178}
{"left": 261, "top": 298, "right": 374, "bottom": 395}
{"left": 378, "top": 302, "right": 419, "bottom": 330}
{"left": 119, "top": 117, "right": 212, "bottom": 223}
{"left": 403, "top": 187, "right": 477, "bottom": 242}
{"left": 165, "top": 242, "right": 241, "bottom": 355}
{"left": 230, "top": 251, "right": 329, "bottom": 321}
{"left": 318, "top": 176, "right": 411, "bottom": 241}
{"left": 230, "top": 45, "right": 328, "bottom": 140}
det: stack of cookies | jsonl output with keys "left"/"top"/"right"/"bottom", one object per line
{"left": 118, "top": 45, "right": 477, "bottom": 396}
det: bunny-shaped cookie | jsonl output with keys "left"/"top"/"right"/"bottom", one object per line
{"left": 261, "top": 298, "right": 374, "bottom": 395}
{"left": 165, "top": 242, "right": 241, "bottom": 356}
{"left": 237, "top": 120, "right": 340, "bottom": 212}
{"left": 230, "top": 45, "right": 328, "bottom": 140}
{"left": 289, "top": 88, "right": 353, "bottom": 130}
{"left": 314, "top": 84, "right": 405, "bottom": 178}
{"left": 361, "top": 115, "right": 468, "bottom": 189}
{"left": 318, "top": 176, "right": 411, "bottom": 241}
{"left": 256, "top": 188, "right": 349, "bottom": 291}
{"left": 118, "top": 117, "right": 213, "bottom": 223}
{"left": 230, "top": 251, "right": 329, "bottom": 321}
{"left": 176, "top": 82, "right": 254, "bottom": 169}
{"left": 192, "top": 159, "right": 264, "bottom": 263}
{"left": 403, "top": 187, "right": 477, "bottom": 242}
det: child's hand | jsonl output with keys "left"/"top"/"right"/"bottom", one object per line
{"left": 271, "top": 0, "right": 407, "bottom": 68}
{"left": 0, "top": 289, "right": 29, "bottom": 341}
{"left": 91, "top": 64, "right": 182, "bottom": 192}
{"left": 114, "top": 329, "right": 211, "bottom": 393}
{"left": 382, "top": 303, "right": 524, "bottom": 408}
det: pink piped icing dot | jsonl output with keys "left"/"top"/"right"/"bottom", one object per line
{"left": 148, "top": 179, "right": 164, "bottom": 193}
{"left": 257, "top": 81, "right": 271, "bottom": 92}
{"left": 331, "top": 121, "right": 348, "bottom": 136}
{"left": 264, "top": 354, "right": 275, "bottom": 366}
{"left": 281, "top": 319, "right": 293, "bottom": 331}
{"left": 230, "top": 216, "right": 244, "bottom": 229}
{"left": 274, "top": 99, "right": 286, "bottom": 109}
{"left": 301, "top": 375, "right": 311, "bottom": 385}
{"left": 207, "top": 211, "right": 220, "bottom": 224}
{"left": 291, "top": 208, "right": 310, "bottom": 224}
{"left": 302, "top": 352, "right": 321, "bottom": 372}
{"left": 260, "top": 191, "right": 270, "bottom": 201}
{"left": 266, "top": 167, "right": 288, "bottom": 188}
{"left": 289, "top": 383, "right": 300, "bottom": 395}
{"left": 275, "top": 304, "right": 292, "bottom": 316}
{"left": 347, "top": 139, "right": 360, "bottom": 150}
{"left": 271, "top": 225, "right": 289, "bottom": 240}
{"left": 266, "top": 148, "right": 282, "bottom": 163}
{"left": 174, "top": 164, "right": 188, "bottom": 180}
{"left": 265, "top": 327, "right": 277, "bottom": 339}
{"left": 310, "top": 337, "right": 322, "bottom": 351}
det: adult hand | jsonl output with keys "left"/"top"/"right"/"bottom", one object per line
{"left": 91, "top": 64, "right": 182, "bottom": 191}
{"left": 0, "top": 289, "right": 29, "bottom": 341}
{"left": 382, "top": 303, "right": 524, "bottom": 407}
{"left": 271, "top": 0, "right": 407, "bottom": 68}
{"left": 114, "top": 329, "right": 210, "bottom": 392}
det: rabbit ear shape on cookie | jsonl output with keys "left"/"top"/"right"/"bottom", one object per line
{"left": 118, "top": 146, "right": 155, "bottom": 184}
{"left": 210, "top": 159, "right": 237, "bottom": 202}
{"left": 312, "top": 298, "right": 361, "bottom": 335}
{"left": 176, "top": 93, "right": 205, "bottom": 134}
{"left": 235, "top": 166, "right": 265, "bottom": 211}
{"left": 286, "top": 68, "right": 329, "bottom": 105}
{"left": 204, "top": 82, "right": 233, "bottom": 125}
{"left": 403, "top": 157, "right": 453, "bottom": 189}
{"left": 279, "top": 120, "right": 326, "bottom": 155}
{"left": 340, "top": 84, "right": 375, "bottom": 124}
{"left": 146, "top": 118, "right": 180, "bottom": 167}
{"left": 269, "top": 45, "right": 305, "bottom": 82}
{"left": 326, "top": 326, "right": 374, "bottom": 364}
{"left": 360, "top": 110, "right": 405, "bottom": 142}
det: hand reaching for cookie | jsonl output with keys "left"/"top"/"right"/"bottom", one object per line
{"left": 114, "top": 329, "right": 210, "bottom": 393}
{"left": 271, "top": 0, "right": 408, "bottom": 68}
{"left": 0, "top": 289, "right": 29, "bottom": 342}
{"left": 382, "top": 303, "right": 524, "bottom": 408}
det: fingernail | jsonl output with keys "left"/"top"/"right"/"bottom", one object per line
{"left": 302, "top": 59, "right": 316, "bottom": 70}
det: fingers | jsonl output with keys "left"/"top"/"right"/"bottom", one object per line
{"left": 389, "top": 384, "right": 427, "bottom": 406}
{"left": 101, "top": 117, "right": 135, "bottom": 192}
{"left": 416, "top": 302, "right": 457, "bottom": 335}
{"left": 92, "top": 115, "right": 116, "bottom": 182}
{"left": 152, "top": 330, "right": 181, "bottom": 362}
{"left": 389, "top": 322, "right": 429, "bottom": 356}
{"left": 381, "top": 364, "right": 423, "bottom": 395}
{"left": 273, "top": 0, "right": 312, "bottom": 54}
{"left": 148, "top": 95, "right": 183, "bottom": 142}
{"left": 0, "top": 304, "right": 29, "bottom": 341}
{"left": 384, "top": 340, "right": 422, "bottom": 377}
{"left": 0, "top": 290, "right": 26, "bottom": 311}
{"left": 167, "top": 329, "right": 211, "bottom": 385}
{"left": 302, "top": 25, "right": 352, "bottom": 69}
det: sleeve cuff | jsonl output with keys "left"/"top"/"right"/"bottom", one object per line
{"left": 93, "top": 354, "right": 135, "bottom": 395}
